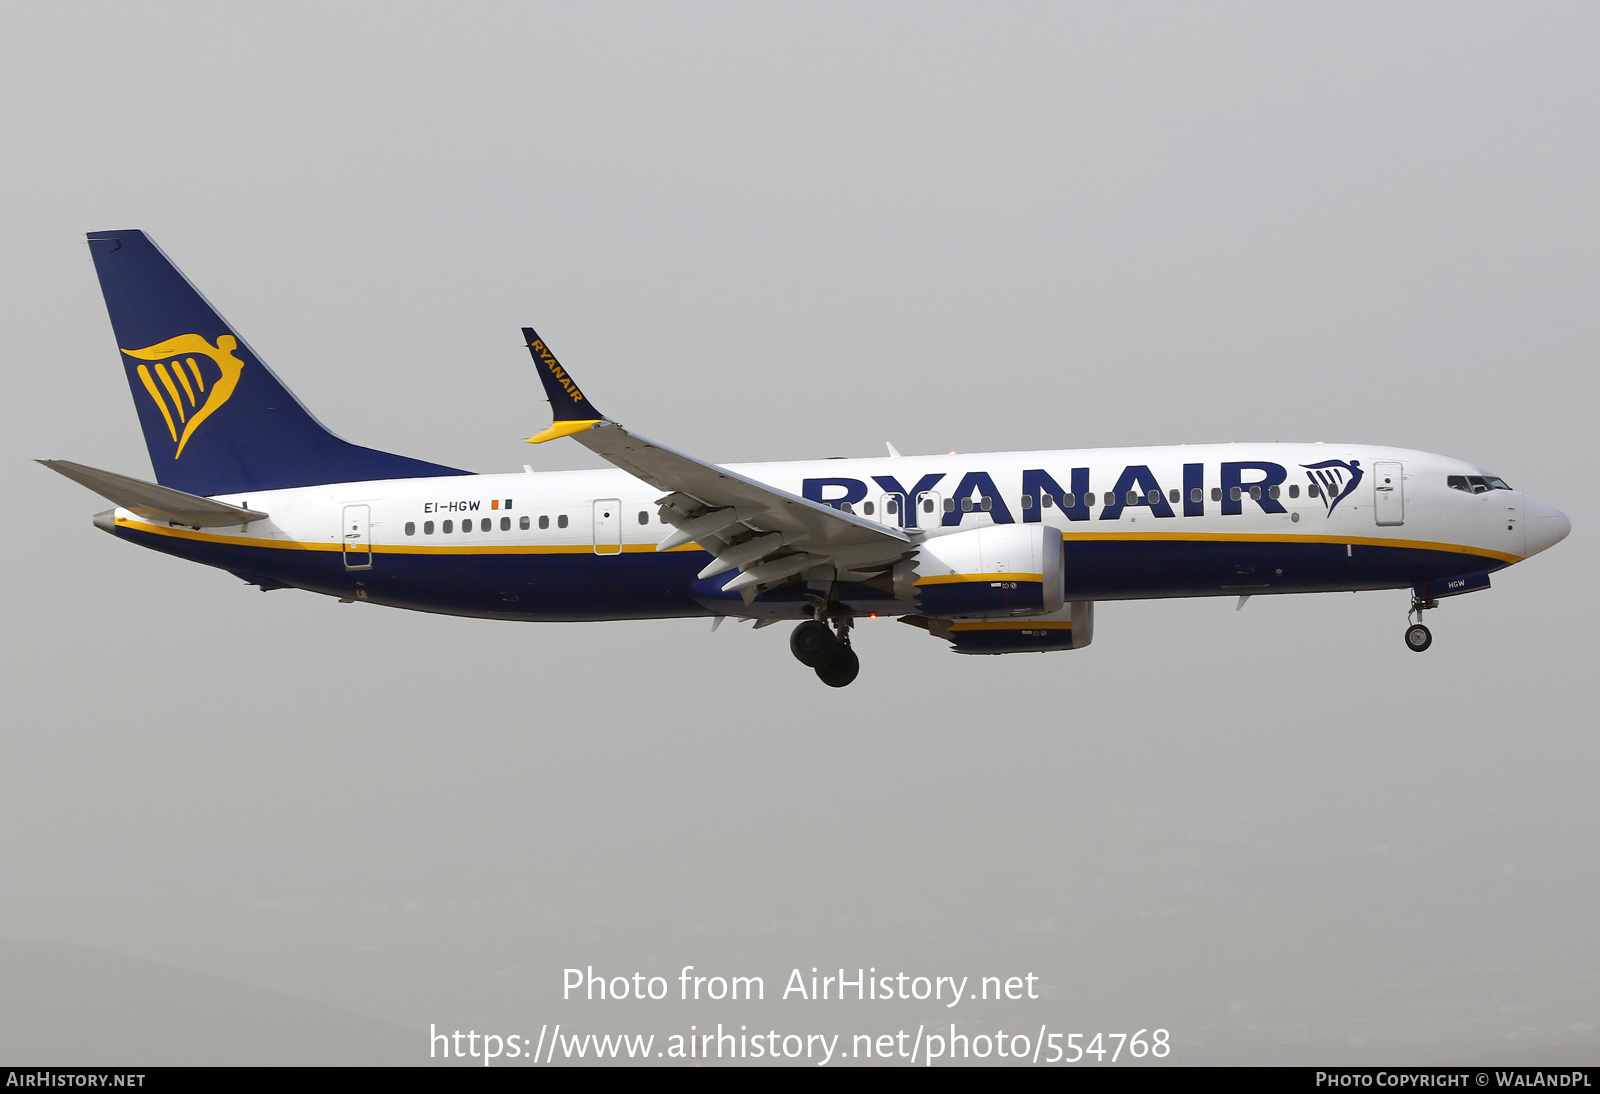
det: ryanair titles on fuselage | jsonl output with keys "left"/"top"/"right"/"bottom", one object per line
{"left": 800, "top": 458, "right": 1359, "bottom": 528}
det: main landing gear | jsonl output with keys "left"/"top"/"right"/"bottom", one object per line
{"left": 790, "top": 617, "right": 860, "bottom": 687}
{"left": 1405, "top": 593, "right": 1438, "bottom": 653}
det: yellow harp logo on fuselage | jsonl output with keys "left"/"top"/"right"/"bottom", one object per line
{"left": 122, "top": 333, "right": 246, "bottom": 458}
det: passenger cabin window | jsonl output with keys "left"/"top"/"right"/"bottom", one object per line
{"left": 1229, "top": 487, "right": 1241, "bottom": 502}
{"left": 1169, "top": 489, "right": 1180, "bottom": 503}
{"left": 1191, "top": 488, "right": 1203, "bottom": 504}
{"left": 886, "top": 498, "right": 899, "bottom": 515}
{"left": 981, "top": 497, "right": 992, "bottom": 511}
{"left": 481, "top": 518, "right": 491, "bottom": 532}
{"left": 520, "top": 516, "right": 530, "bottom": 530}
{"left": 500, "top": 517, "right": 510, "bottom": 531}
{"left": 1039, "top": 494, "right": 1051, "bottom": 508}
{"left": 423, "top": 521, "right": 435, "bottom": 535}
{"left": 1249, "top": 486, "right": 1261, "bottom": 500}
{"left": 863, "top": 501, "right": 874, "bottom": 515}
{"left": 944, "top": 498, "right": 955, "bottom": 512}
{"left": 1309, "top": 484, "right": 1321, "bottom": 498}
{"left": 1211, "top": 487, "right": 1222, "bottom": 502}
{"left": 638, "top": 511, "right": 648, "bottom": 525}
{"left": 1020, "top": 495, "right": 1033, "bottom": 510}
{"left": 841, "top": 502, "right": 854, "bottom": 514}
{"left": 443, "top": 520, "right": 454, "bottom": 533}
{"left": 405, "top": 522, "right": 416, "bottom": 536}
{"left": 1288, "top": 485, "right": 1299, "bottom": 498}
{"left": 538, "top": 515, "right": 549, "bottom": 530}
{"left": 1449, "top": 474, "right": 1512, "bottom": 494}
{"left": 1268, "top": 485, "right": 1281, "bottom": 499}
{"left": 1146, "top": 490, "right": 1159, "bottom": 505}
{"left": 558, "top": 514, "right": 569, "bottom": 529}
{"left": 1084, "top": 492, "right": 1095, "bottom": 506}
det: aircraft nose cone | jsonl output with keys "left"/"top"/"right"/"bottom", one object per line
{"left": 1523, "top": 495, "right": 1571, "bottom": 556}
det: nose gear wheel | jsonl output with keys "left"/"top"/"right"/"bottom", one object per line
{"left": 1404, "top": 593, "right": 1437, "bottom": 652}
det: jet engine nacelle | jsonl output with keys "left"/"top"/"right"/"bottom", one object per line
{"left": 900, "top": 599, "right": 1094, "bottom": 654}
{"left": 900, "top": 524, "right": 1064, "bottom": 619}
{"left": 944, "top": 600, "right": 1094, "bottom": 654}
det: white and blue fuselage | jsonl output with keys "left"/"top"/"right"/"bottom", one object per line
{"left": 103, "top": 442, "right": 1567, "bottom": 622}
{"left": 55, "top": 230, "right": 1571, "bottom": 684}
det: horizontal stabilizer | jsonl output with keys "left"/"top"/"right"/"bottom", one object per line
{"left": 39, "top": 460, "right": 269, "bottom": 528}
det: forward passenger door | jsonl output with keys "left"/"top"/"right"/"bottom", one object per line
{"left": 1373, "top": 462, "right": 1405, "bottom": 527}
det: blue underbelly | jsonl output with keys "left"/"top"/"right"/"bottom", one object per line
{"left": 1060, "top": 538, "right": 1506, "bottom": 600}
{"left": 116, "top": 526, "right": 1506, "bottom": 619}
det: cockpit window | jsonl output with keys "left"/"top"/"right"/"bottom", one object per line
{"left": 1448, "top": 474, "right": 1512, "bottom": 494}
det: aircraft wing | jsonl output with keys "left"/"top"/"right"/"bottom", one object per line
{"left": 39, "top": 460, "right": 269, "bottom": 528}
{"left": 520, "top": 328, "right": 910, "bottom": 597}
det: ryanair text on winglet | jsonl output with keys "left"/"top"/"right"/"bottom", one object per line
{"left": 531, "top": 340, "right": 585, "bottom": 406}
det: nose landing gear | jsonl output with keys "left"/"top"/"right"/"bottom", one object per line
{"left": 790, "top": 616, "right": 860, "bottom": 687}
{"left": 1404, "top": 593, "right": 1438, "bottom": 653}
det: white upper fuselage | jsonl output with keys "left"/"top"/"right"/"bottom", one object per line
{"left": 114, "top": 442, "right": 1568, "bottom": 583}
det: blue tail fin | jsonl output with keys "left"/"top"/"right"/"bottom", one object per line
{"left": 87, "top": 230, "right": 467, "bottom": 496}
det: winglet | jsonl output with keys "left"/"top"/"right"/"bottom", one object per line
{"left": 522, "top": 327, "right": 606, "bottom": 443}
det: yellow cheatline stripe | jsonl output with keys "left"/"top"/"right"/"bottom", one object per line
{"left": 1059, "top": 530, "right": 1522, "bottom": 565}
{"left": 115, "top": 518, "right": 705, "bottom": 555}
{"left": 114, "top": 519, "right": 1521, "bottom": 567}
{"left": 120, "top": 518, "right": 340, "bottom": 551}
{"left": 526, "top": 419, "right": 602, "bottom": 444}
{"left": 187, "top": 357, "right": 206, "bottom": 391}
{"left": 947, "top": 623, "right": 1075, "bottom": 633}
{"left": 382, "top": 542, "right": 699, "bottom": 555}
{"left": 916, "top": 572, "right": 1043, "bottom": 586}
{"left": 171, "top": 359, "right": 197, "bottom": 405}
{"left": 154, "top": 362, "right": 187, "bottom": 422}
{"left": 136, "top": 365, "right": 178, "bottom": 441}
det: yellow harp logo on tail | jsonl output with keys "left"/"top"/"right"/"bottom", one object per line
{"left": 122, "top": 334, "right": 246, "bottom": 458}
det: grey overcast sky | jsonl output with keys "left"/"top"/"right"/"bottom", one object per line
{"left": 1, "top": 0, "right": 1595, "bottom": 1066}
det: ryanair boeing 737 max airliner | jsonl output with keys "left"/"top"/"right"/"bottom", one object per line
{"left": 42, "top": 230, "right": 1571, "bottom": 686}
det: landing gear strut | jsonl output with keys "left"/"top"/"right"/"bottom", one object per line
{"left": 790, "top": 616, "right": 860, "bottom": 687}
{"left": 1405, "top": 593, "right": 1437, "bottom": 653}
